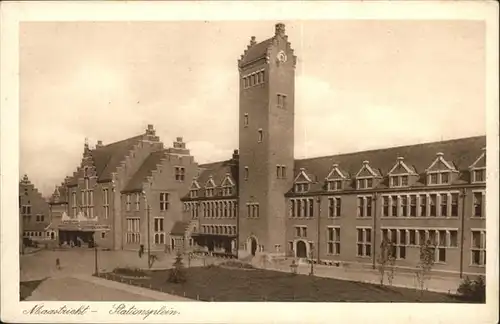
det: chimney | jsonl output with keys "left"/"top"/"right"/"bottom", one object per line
{"left": 232, "top": 149, "right": 239, "bottom": 161}
{"left": 250, "top": 36, "right": 256, "bottom": 46}
{"left": 146, "top": 124, "right": 155, "bottom": 136}
{"left": 96, "top": 140, "right": 103, "bottom": 148}
{"left": 275, "top": 23, "right": 286, "bottom": 37}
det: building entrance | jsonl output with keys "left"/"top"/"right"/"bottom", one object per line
{"left": 59, "top": 230, "right": 94, "bottom": 248}
{"left": 296, "top": 240, "right": 307, "bottom": 258}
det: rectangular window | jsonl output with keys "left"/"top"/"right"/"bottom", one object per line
{"left": 356, "top": 227, "right": 372, "bottom": 257}
{"left": 308, "top": 198, "right": 314, "bottom": 217}
{"left": 383, "top": 196, "right": 389, "bottom": 216}
{"left": 429, "top": 194, "right": 437, "bottom": 216}
{"left": 409, "top": 230, "right": 416, "bottom": 245}
{"left": 449, "top": 230, "right": 458, "bottom": 247}
{"left": 367, "top": 178, "right": 373, "bottom": 188}
{"left": 473, "top": 169, "right": 485, "bottom": 183}
{"left": 135, "top": 193, "right": 140, "bottom": 210}
{"left": 244, "top": 167, "right": 249, "bottom": 180}
{"left": 327, "top": 227, "right": 341, "bottom": 255}
{"left": 391, "top": 196, "right": 398, "bottom": 217}
{"left": 258, "top": 129, "right": 263, "bottom": 143}
{"left": 420, "top": 195, "right": 427, "bottom": 217}
{"left": 451, "top": 193, "right": 459, "bottom": 217}
{"left": 410, "top": 195, "right": 417, "bottom": 216}
{"left": 473, "top": 192, "right": 483, "bottom": 217}
{"left": 160, "top": 192, "right": 169, "bottom": 211}
{"left": 281, "top": 166, "right": 287, "bottom": 178}
{"left": 401, "top": 196, "right": 408, "bottom": 217}
{"left": 440, "top": 194, "right": 448, "bottom": 216}
{"left": 366, "top": 197, "right": 372, "bottom": 217}
{"left": 441, "top": 172, "right": 449, "bottom": 184}
{"left": 471, "top": 230, "right": 486, "bottom": 266}
{"left": 357, "top": 197, "right": 364, "bottom": 217}
{"left": 430, "top": 173, "right": 438, "bottom": 185}
{"left": 126, "top": 194, "right": 131, "bottom": 211}
{"left": 244, "top": 113, "right": 249, "bottom": 127}
{"left": 175, "top": 167, "right": 185, "bottom": 181}
{"left": 391, "top": 176, "right": 399, "bottom": 187}
{"left": 401, "top": 175, "right": 409, "bottom": 186}
{"left": 126, "top": 218, "right": 140, "bottom": 244}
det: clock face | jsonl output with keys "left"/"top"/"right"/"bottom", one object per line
{"left": 277, "top": 51, "right": 287, "bottom": 63}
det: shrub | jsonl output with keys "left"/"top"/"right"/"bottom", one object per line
{"left": 220, "top": 260, "right": 255, "bottom": 269}
{"left": 457, "top": 276, "right": 486, "bottom": 303}
{"left": 168, "top": 253, "right": 187, "bottom": 283}
{"left": 112, "top": 267, "right": 147, "bottom": 277}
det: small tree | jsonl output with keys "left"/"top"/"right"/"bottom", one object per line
{"left": 415, "top": 240, "right": 435, "bottom": 295}
{"left": 377, "top": 239, "right": 396, "bottom": 286}
{"left": 377, "top": 239, "right": 390, "bottom": 286}
{"left": 168, "top": 252, "right": 187, "bottom": 283}
{"left": 386, "top": 241, "right": 397, "bottom": 286}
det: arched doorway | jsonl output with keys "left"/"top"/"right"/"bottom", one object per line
{"left": 296, "top": 240, "right": 307, "bottom": 258}
{"left": 250, "top": 237, "right": 257, "bottom": 256}
{"left": 50, "top": 232, "right": 55, "bottom": 240}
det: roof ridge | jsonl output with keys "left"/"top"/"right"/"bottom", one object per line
{"left": 94, "top": 134, "right": 144, "bottom": 150}
{"left": 295, "top": 135, "right": 486, "bottom": 163}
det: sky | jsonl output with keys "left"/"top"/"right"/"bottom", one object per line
{"left": 19, "top": 20, "right": 486, "bottom": 197}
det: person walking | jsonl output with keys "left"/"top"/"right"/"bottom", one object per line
{"left": 56, "top": 257, "right": 61, "bottom": 270}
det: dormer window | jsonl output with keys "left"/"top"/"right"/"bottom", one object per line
{"left": 390, "top": 175, "right": 409, "bottom": 187}
{"left": 205, "top": 176, "right": 216, "bottom": 197}
{"left": 295, "top": 183, "right": 309, "bottom": 193}
{"left": 325, "top": 163, "right": 348, "bottom": 192}
{"left": 327, "top": 180, "right": 343, "bottom": 191}
{"left": 355, "top": 161, "right": 379, "bottom": 190}
{"left": 222, "top": 187, "right": 233, "bottom": 196}
{"left": 388, "top": 157, "right": 415, "bottom": 188}
{"left": 221, "top": 173, "right": 235, "bottom": 197}
{"left": 472, "top": 169, "right": 486, "bottom": 183}
{"left": 426, "top": 152, "right": 457, "bottom": 186}
{"left": 427, "top": 171, "right": 450, "bottom": 185}
{"left": 469, "top": 148, "right": 486, "bottom": 184}
{"left": 293, "top": 168, "right": 312, "bottom": 194}
{"left": 190, "top": 189, "right": 198, "bottom": 198}
{"left": 206, "top": 188, "right": 215, "bottom": 197}
{"left": 357, "top": 178, "right": 373, "bottom": 189}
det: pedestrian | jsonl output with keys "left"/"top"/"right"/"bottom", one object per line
{"left": 56, "top": 258, "right": 61, "bottom": 270}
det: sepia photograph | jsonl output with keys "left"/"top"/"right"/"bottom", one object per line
{"left": 1, "top": 1, "right": 498, "bottom": 324}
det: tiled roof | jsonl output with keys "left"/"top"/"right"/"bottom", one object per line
{"left": 293, "top": 135, "right": 486, "bottom": 192}
{"left": 92, "top": 135, "right": 144, "bottom": 182}
{"left": 170, "top": 221, "right": 189, "bottom": 236}
{"left": 186, "top": 159, "right": 238, "bottom": 199}
{"left": 122, "top": 150, "right": 167, "bottom": 193}
{"left": 239, "top": 38, "right": 273, "bottom": 66}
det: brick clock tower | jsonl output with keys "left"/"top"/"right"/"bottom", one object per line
{"left": 237, "top": 23, "right": 296, "bottom": 258}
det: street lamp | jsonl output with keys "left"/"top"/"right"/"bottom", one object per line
{"left": 93, "top": 237, "right": 99, "bottom": 276}
{"left": 142, "top": 191, "right": 151, "bottom": 269}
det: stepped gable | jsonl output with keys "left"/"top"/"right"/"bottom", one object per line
{"left": 170, "top": 221, "right": 189, "bottom": 236}
{"left": 293, "top": 135, "right": 486, "bottom": 192}
{"left": 122, "top": 150, "right": 168, "bottom": 193}
{"left": 238, "top": 37, "right": 274, "bottom": 66}
{"left": 238, "top": 23, "right": 296, "bottom": 68}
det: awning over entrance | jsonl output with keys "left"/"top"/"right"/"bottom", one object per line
{"left": 53, "top": 212, "right": 111, "bottom": 232}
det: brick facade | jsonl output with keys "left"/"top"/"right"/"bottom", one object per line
{"left": 38, "top": 23, "right": 486, "bottom": 278}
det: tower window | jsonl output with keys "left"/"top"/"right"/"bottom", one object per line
{"left": 244, "top": 113, "right": 249, "bottom": 127}
{"left": 244, "top": 167, "right": 249, "bottom": 180}
{"left": 258, "top": 129, "right": 263, "bottom": 143}
{"left": 277, "top": 94, "right": 287, "bottom": 109}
